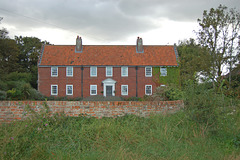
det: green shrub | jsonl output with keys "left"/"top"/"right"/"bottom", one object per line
{"left": 0, "top": 90, "right": 6, "bottom": 100}
{"left": 3, "top": 72, "right": 32, "bottom": 83}
{"left": 7, "top": 88, "right": 24, "bottom": 100}
{"left": 124, "top": 97, "right": 142, "bottom": 101}
{"left": 233, "top": 134, "right": 240, "bottom": 148}
{"left": 164, "top": 85, "right": 184, "bottom": 100}
{"left": 0, "top": 80, "right": 8, "bottom": 91}
{"left": 6, "top": 82, "right": 44, "bottom": 100}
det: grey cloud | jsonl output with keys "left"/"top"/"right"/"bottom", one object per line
{"left": 0, "top": 0, "right": 239, "bottom": 43}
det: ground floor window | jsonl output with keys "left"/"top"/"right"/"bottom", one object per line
{"left": 90, "top": 85, "right": 97, "bottom": 95}
{"left": 121, "top": 85, "right": 128, "bottom": 95}
{"left": 51, "top": 85, "right": 58, "bottom": 95}
{"left": 145, "top": 85, "right": 152, "bottom": 95}
{"left": 66, "top": 85, "right": 73, "bottom": 95}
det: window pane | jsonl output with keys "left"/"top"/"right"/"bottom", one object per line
{"left": 90, "top": 85, "right": 97, "bottom": 95}
{"left": 145, "top": 67, "right": 152, "bottom": 76}
{"left": 145, "top": 85, "right": 152, "bottom": 95}
{"left": 121, "top": 85, "right": 128, "bottom": 95}
{"left": 51, "top": 85, "right": 58, "bottom": 95}
{"left": 160, "top": 68, "right": 167, "bottom": 76}
{"left": 67, "top": 85, "right": 73, "bottom": 95}
{"left": 91, "top": 66, "right": 97, "bottom": 76}
{"left": 67, "top": 67, "right": 73, "bottom": 76}
{"left": 106, "top": 67, "right": 112, "bottom": 76}
{"left": 51, "top": 67, "right": 58, "bottom": 76}
{"left": 121, "top": 67, "right": 128, "bottom": 77}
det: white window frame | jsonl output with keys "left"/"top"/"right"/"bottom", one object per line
{"left": 121, "top": 66, "right": 128, "bottom": 77}
{"left": 145, "top": 66, "right": 152, "bottom": 77}
{"left": 121, "top": 85, "right": 128, "bottom": 96}
{"left": 90, "top": 66, "right": 97, "bottom": 77}
{"left": 106, "top": 66, "right": 113, "bottom": 77}
{"left": 51, "top": 85, "right": 58, "bottom": 95}
{"left": 90, "top": 85, "right": 97, "bottom": 95}
{"left": 145, "top": 85, "right": 152, "bottom": 95}
{"left": 66, "top": 85, "right": 73, "bottom": 95}
{"left": 66, "top": 66, "right": 73, "bottom": 77}
{"left": 51, "top": 67, "right": 58, "bottom": 77}
{"left": 160, "top": 67, "right": 167, "bottom": 76}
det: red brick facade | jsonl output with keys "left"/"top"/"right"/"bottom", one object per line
{"left": 38, "top": 37, "right": 179, "bottom": 98}
{"left": 38, "top": 66, "right": 156, "bottom": 98}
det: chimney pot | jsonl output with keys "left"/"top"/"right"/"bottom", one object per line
{"left": 76, "top": 36, "right": 83, "bottom": 52}
{"left": 136, "top": 37, "right": 144, "bottom": 53}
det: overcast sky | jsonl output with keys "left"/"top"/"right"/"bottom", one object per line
{"left": 0, "top": 0, "right": 239, "bottom": 45}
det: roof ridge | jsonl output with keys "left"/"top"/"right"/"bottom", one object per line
{"left": 45, "top": 44, "right": 174, "bottom": 46}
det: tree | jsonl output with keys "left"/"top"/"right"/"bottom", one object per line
{"left": 0, "top": 17, "right": 9, "bottom": 39}
{"left": 177, "top": 39, "right": 211, "bottom": 86}
{"left": 196, "top": 5, "right": 240, "bottom": 89}
{"left": 15, "top": 36, "right": 50, "bottom": 88}
{"left": 0, "top": 39, "right": 20, "bottom": 76}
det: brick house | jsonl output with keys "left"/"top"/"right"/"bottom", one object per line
{"left": 38, "top": 36, "right": 179, "bottom": 98}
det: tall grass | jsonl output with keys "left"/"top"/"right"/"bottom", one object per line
{"left": 1, "top": 109, "right": 239, "bottom": 159}
{"left": 0, "top": 83, "right": 240, "bottom": 159}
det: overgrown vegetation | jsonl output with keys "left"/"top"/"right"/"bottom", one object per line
{"left": 1, "top": 84, "right": 239, "bottom": 159}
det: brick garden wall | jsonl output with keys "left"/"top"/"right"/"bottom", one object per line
{"left": 0, "top": 100, "right": 184, "bottom": 123}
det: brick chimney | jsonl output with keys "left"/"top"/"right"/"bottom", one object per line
{"left": 136, "top": 37, "right": 144, "bottom": 53}
{"left": 75, "top": 36, "right": 83, "bottom": 53}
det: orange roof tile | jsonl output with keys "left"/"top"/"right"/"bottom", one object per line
{"left": 39, "top": 45, "right": 178, "bottom": 66}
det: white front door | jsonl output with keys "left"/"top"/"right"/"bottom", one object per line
{"left": 102, "top": 78, "right": 116, "bottom": 97}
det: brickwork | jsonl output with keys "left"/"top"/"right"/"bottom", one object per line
{"left": 0, "top": 100, "right": 184, "bottom": 122}
{"left": 38, "top": 66, "right": 157, "bottom": 98}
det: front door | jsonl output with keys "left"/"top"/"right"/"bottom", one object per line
{"left": 106, "top": 86, "right": 112, "bottom": 96}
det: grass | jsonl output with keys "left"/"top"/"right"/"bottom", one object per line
{"left": 1, "top": 105, "right": 240, "bottom": 160}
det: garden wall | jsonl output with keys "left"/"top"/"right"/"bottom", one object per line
{"left": 0, "top": 100, "right": 184, "bottom": 123}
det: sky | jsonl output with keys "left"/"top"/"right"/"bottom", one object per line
{"left": 0, "top": 0, "right": 239, "bottom": 45}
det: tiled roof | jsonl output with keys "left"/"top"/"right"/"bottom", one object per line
{"left": 39, "top": 45, "right": 178, "bottom": 66}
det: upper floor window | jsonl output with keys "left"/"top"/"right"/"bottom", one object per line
{"left": 145, "top": 66, "right": 152, "bottom": 77}
{"left": 90, "top": 66, "right": 97, "bottom": 77}
{"left": 106, "top": 66, "right": 113, "bottom": 77}
{"left": 66, "top": 85, "right": 73, "bottom": 95}
{"left": 51, "top": 85, "right": 58, "bottom": 95}
{"left": 66, "top": 66, "right": 73, "bottom": 77}
{"left": 121, "top": 85, "right": 128, "bottom": 96}
{"left": 51, "top": 67, "right": 58, "bottom": 77}
{"left": 121, "top": 66, "right": 128, "bottom": 77}
{"left": 160, "top": 67, "right": 167, "bottom": 76}
{"left": 145, "top": 85, "right": 152, "bottom": 95}
{"left": 90, "top": 85, "right": 97, "bottom": 95}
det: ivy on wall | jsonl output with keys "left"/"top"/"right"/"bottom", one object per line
{"left": 153, "top": 67, "right": 180, "bottom": 86}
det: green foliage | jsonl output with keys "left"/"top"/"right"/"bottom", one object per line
{"left": 6, "top": 81, "right": 44, "bottom": 100}
{"left": 164, "top": 85, "right": 184, "bottom": 100}
{"left": 153, "top": 67, "right": 180, "bottom": 86}
{"left": 7, "top": 88, "right": 23, "bottom": 100}
{"left": 0, "top": 90, "right": 6, "bottom": 100}
{"left": 149, "top": 85, "right": 184, "bottom": 101}
{"left": 0, "top": 38, "right": 20, "bottom": 76}
{"left": 124, "top": 97, "right": 142, "bottom": 101}
{"left": 1, "top": 102, "right": 239, "bottom": 159}
{"left": 177, "top": 39, "right": 211, "bottom": 86}
{"left": 197, "top": 5, "right": 240, "bottom": 87}
{"left": 3, "top": 72, "right": 32, "bottom": 83}
{"left": 0, "top": 80, "right": 8, "bottom": 91}
{"left": 233, "top": 135, "right": 240, "bottom": 148}
{"left": 184, "top": 81, "right": 240, "bottom": 141}
{"left": 15, "top": 36, "right": 50, "bottom": 89}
